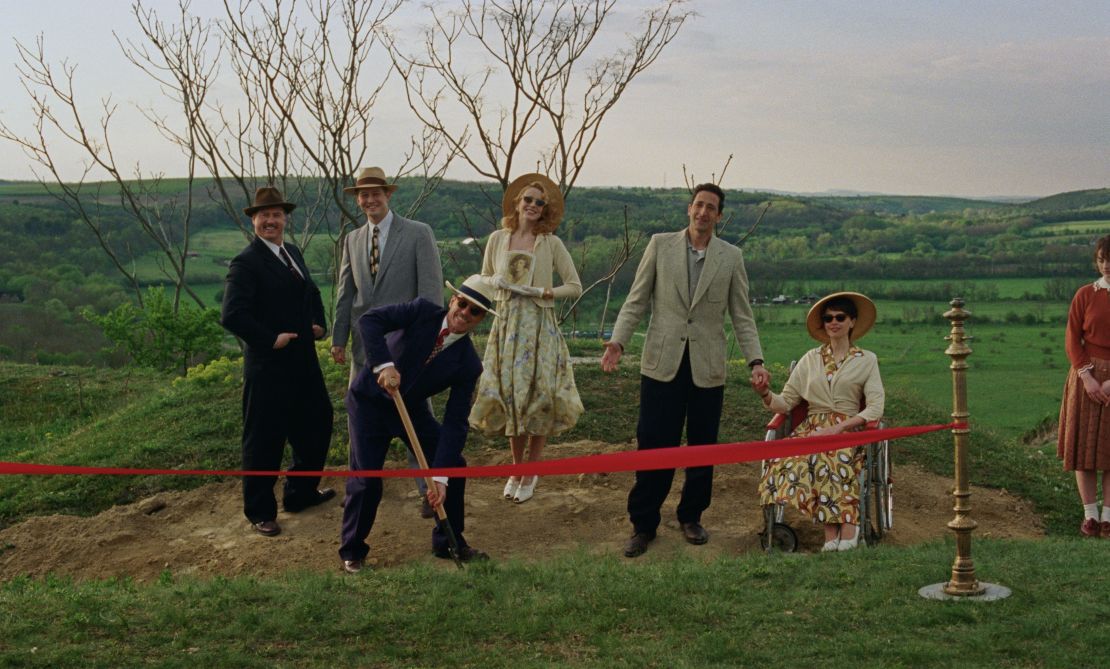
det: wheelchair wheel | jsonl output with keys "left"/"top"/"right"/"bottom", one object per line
{"left": 759, "top": 522, "right": 798, "bottom": 553}
{"left": 874, "top": 440, "right": 892, "bottom": 533}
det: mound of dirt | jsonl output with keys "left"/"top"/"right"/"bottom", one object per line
{"left": 0, "top": 440, "right": 1043, "bottom": 581}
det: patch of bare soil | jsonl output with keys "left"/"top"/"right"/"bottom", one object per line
{"left": 0, "top": 440, "right": 1043, "bottom": 581}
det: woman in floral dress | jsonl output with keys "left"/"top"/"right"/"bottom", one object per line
{"left": 469, "top": 173, "right": 584, "bottom": 503}
{"left": 751, "top": 292, "right": 884, "bottom": 551}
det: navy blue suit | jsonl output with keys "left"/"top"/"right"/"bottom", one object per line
{"left": 339, "top": 298, "right": 482, "bottom": 561}
{"left": 221, "top": 237, "right": 334, "bottom": 523}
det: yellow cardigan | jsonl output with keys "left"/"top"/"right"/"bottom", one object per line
{"left": 481, "top": 229, "right": 582, "bottom": 308}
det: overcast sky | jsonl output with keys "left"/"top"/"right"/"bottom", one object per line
{"left": 1, "top": 0, "right": 1107, "bottom": 198}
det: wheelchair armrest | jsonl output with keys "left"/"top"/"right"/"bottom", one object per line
{"left": 766, "top": 413, "right": 787, "bottom": 430}
{"left": 864, "top": 419, "right": 881, "bottom": 430}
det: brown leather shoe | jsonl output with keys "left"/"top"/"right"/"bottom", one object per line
{"left": 1101, "top": 521, "right": 1110, "bottom": 538}
{"left": 681, "top": 521, "right": 709, "bottom": 545}
{"left": 420, "top": 498, "right": 436, "bottom": 519}
{"left": 251, "top": 520, "right": 281, "bottom": 537}
{"left": 283, "top": 488, "right": 336, "bottom": 513}
{"left": 342, "top": 559, "right": 364, "bottom": 574}
{"left": 623, "top": 532, "right": 654, "bottom": 558}
{"left": 1081, "top": 517, "right": 1100, "bottom": 537}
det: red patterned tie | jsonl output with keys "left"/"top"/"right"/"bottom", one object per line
{"left": 425, "top": 328, "right": 449, "bottom": 364}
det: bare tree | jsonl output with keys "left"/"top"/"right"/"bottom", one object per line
{"left": 386, "top": 0, "right": 690, "bottom": 322}
{"left": 0, "top": 0, "right": 453, "bottom": 313}
{"left": 388, "top": 0, "right": 690, "bottom": 197}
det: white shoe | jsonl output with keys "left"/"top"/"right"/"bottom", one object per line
{"left": 513, "top": 476, "right": 537, "bottom": 503}
{"left": 838, "top": 527, "right": 862, "bottom": 551}
{"left": 821, "top": 539, "right": 840, "bottom": 552}
{"left": 503, "top": 477, "right": 521, "bottom": 500}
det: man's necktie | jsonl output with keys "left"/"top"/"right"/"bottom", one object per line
{"left": 278, "top": 246, "right": 303, "bottom": 280}
{"left": 370, "top": 225, "right": 380, "bottom": 279}
{"left": 425, "top": 327, "right": 449, "bottom": 364}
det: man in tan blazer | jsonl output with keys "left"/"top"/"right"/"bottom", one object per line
{"left": 601, "top": 183, "right": 770, "bottom": 558}
{"left": 331, "top": 166, "right": 444, "bottom": 515}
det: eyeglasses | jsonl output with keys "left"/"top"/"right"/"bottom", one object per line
{"left": 822, "top": 313, "right": 849, "bottom": 323}
{"left": 455, "top": 297, "right": 486, "bottom": 317}
{"left": 522, "top": 195, "right": 547, "bottom": 208}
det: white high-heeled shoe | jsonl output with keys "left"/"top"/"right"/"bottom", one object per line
{"left": 838, "top": 526, "right": 862, "bottom": 551}
{"left": 513, "top": 476, "right": 538, "bottom": 503}
{"left": 503, "top": 476, "right": 520, "bottom": 500}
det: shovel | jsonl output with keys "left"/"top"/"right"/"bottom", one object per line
{"left": 390, "top": 389, "right": 465, "bottom": 569}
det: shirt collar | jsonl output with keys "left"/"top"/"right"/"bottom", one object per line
{"left": 438, "top": 317, "right": 464, "bottom": 349}
{"left": 259, "top": 238, "right": 286, "bottom": 255}
{"left": 1095, "top": 277, "right": 1110, "bottom": 291}
{"left": 370, "top": 209, "right": 394, "bottom": 234}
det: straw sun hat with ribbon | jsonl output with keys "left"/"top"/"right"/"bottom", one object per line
{"left": 502, "top": 173, "right": 564, "bottom": 230}
{"left": 805, "top": 292, "right": 877, "bottom": 343}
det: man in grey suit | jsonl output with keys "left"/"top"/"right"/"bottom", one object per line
{"left": 601, "top": 183, "right": 771, "bottom": 558}
{"left": 331, "top": 166, "right": 444, "bottom": 513}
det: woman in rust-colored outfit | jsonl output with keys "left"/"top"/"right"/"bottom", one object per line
{"left": 1058, "top": 234, "right": 1110, "bottom": 538}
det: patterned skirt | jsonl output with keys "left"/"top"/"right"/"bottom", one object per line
{"left": 469, "top": 295, "right": 583, "bottom": 437}
{"left": 758, "top": 411, "right": 863, "bottom": 525}
{"left": 1057, "top": 357, "right": 1110, "bottom": 471}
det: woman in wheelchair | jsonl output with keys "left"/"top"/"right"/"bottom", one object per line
{"left": 750, "top": 292, "right": 884, "bottom": 552}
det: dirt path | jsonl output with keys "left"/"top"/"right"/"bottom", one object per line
{"left": 0, "top": 440, "right": 1043, "bottom": 581}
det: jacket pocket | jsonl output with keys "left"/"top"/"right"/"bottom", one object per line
{"left": 642, "top": 333, "right": 666, "bottom": 370}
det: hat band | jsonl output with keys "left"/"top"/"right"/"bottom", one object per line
{"left": 355, "top": 177, "right": 389, "bottom": 187}
{"left": 457, "top": 284, "right": 493, "bottom": 311}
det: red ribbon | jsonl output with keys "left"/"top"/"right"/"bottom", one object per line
{"left": 0, "top": 423, "right": 958, "bottom": 479}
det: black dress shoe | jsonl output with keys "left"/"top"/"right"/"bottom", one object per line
{"left": 434, "top": 545, "right": 490, "bottom": 562}
{"left": 623, "top": 532, "right": 654, "bottom": 558}
{"left": 681, "top": 521, "right": 709, "bottom": 545}
{"left": 341, "top": 559, "right": 364, "bottom": 574}
{"left": 251, "top": 520, "right": 281, "bottom": 537}
{"left": 283, "top": 488, "right": 337, "bottom": 513}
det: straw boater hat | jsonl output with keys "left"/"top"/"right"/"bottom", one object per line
{"left": 244, "top": 186, "right": 297, "bottom": 216}
{"left": 805, "top": 291, "right": 877, "bottom": 343}
{"left": 343, "top": 166, "right": 399, "bottom": 194}
{"left": 502, "top": 173, "right": 564, "bottom": 229}
{"left": 445, "top": 275, "right": 500, "bottom": 318}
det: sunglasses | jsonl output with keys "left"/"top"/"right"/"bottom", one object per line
{"left": 522, "top": 195, "right": 547, "bottom": 208}
{"left": 455, "top": 297, "right": 487, "bottom": 317}
{"left": 822, "top": 313, "right": 850, "bottom": 323}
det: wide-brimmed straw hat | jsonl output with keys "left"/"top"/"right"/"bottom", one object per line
{"left": 445, "top": 275, "right": 500, "bottom": 318}
{"left": 343, "top": 166, "right": 399, "bottom": 194}
{"left": 805, "top": 292, "right": 877, "bottom": 343}
{"left": 502, "top": 173, "right": 564, "bottom": 229}
{"left": 244, "top": 186, "right": 297, "bottom": 216}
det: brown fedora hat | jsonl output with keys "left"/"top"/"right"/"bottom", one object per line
{"left": 502, "top": 173, "right": 564, "bottom": 230}
{"left": 243, "top": 187, "right": 296, "bottom": 216}
{"left": 343, "top": 166, "right": 399, "bottom": 194}
{"left": 806, "top": 292, "right": 877, "bottom": 343}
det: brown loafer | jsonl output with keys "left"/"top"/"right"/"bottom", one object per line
{"left": 342, "top": 559, "right": 364, "bottom": 574}
{"left": 1081, "top": 517, "right": 1100, "bottom": 537}
{"left": 1101, "top": 521, "right": 1110, "bottom": 538}
{"left": 681, "top": 521, "right": 709, "bottom": 545}
{"left": 283, "top": 488, "right": 337, "bottom": 513}
{"left": 623, "top": 532, "right": 654, "bottom": 558}
{"left": 251, "top": 520, "right": 281, "bottom": 537}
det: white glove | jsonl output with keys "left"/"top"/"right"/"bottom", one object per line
{"left": 492, "top": 274, "right": 511, "bottom": 291}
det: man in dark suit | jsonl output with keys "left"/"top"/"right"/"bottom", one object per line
{"left": 338, "top": 275, "right": 496, "bottom": 573}
{"left": 221, "top": 187, "right": 336, "bottom": 537}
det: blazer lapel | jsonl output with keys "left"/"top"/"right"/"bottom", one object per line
{"left": 690, "top": 237, "right": 724, "bottom": 308}
{"left": 253, "top": 237, "right": 296, "bottom": 284}
{"left": 666, "top": 232, "right": 690, "bottom": 309}
{"left": 377, "top": 214, "right": 407, "bottom": 281}
{"left": 347, "top": 223, "right": 372, "bottom": 288}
